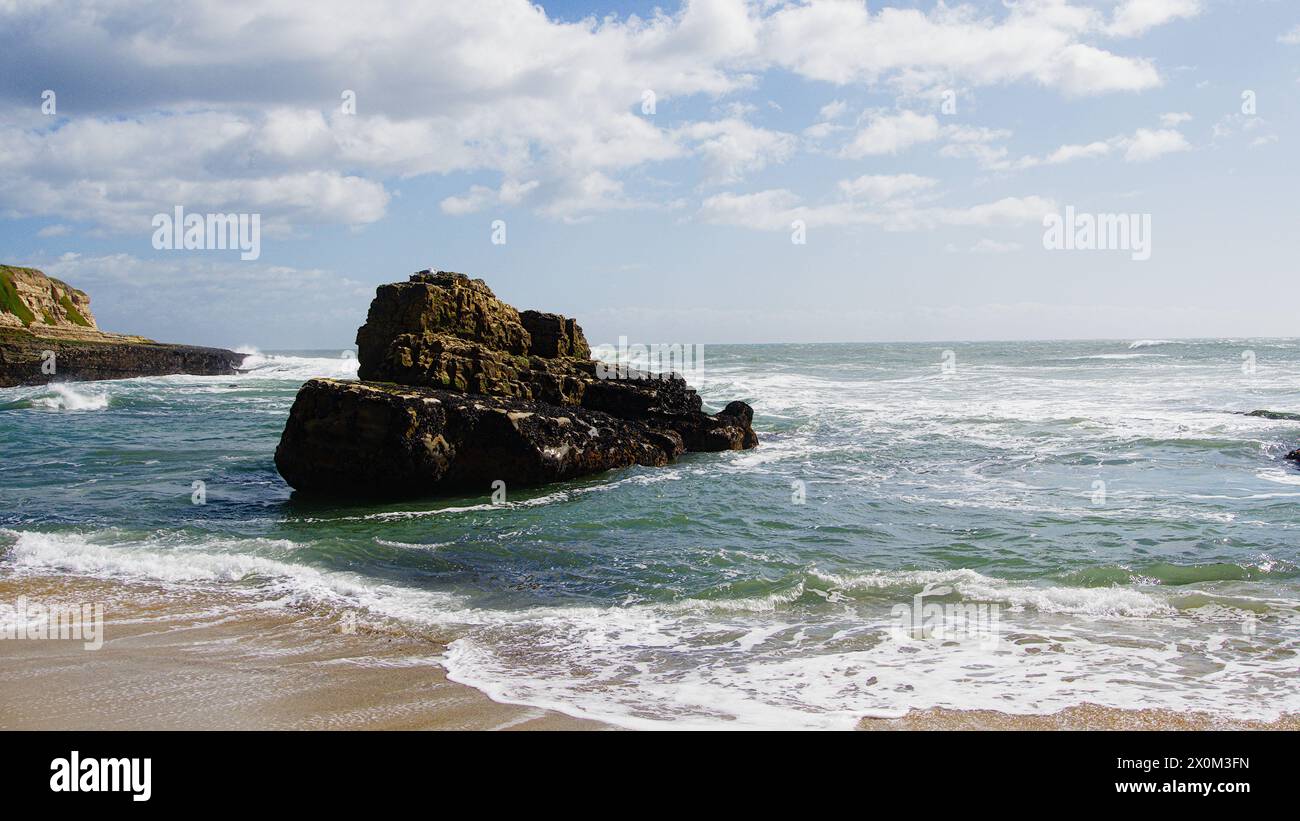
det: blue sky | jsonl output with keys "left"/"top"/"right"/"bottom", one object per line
{"left": 0, "top": 0, "right": 1297, "bottom": 348}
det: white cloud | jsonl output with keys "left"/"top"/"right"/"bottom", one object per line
{"left": 440, "top": 180, "right": 540, "bottom": 215}
{"left": 762, "top": 0, "right": 1162, "bottom": 95}
{"left": 940, "top": 119, "right": 1190, "bottom": 170}
{"left": 842, "top": 110, "right": 941, "bottom": 158}
{"left": 0, "top": 0, "right": 1197, "bottom": 230}
{"left": 802, "top": 121, "right": 841, "bottom": 140}
{"left": 1160, "top": 112, "right": 1193, "bottom": 126}
{"left": 940, "top": 142, "right": 1012, "bottom": 169}
{"left": 937, "top": 124, "right": 1016, "bottom": 167}
{"left": 0, "top": 108, "right": 398, "bottom": 230}
{"left": 1280, "top": 25, "right": 1300, "bottom": 45}
{"left": 1042, "top": 140, "right": 1114, "bottom": 164}
{"left": 677, "top": 118, "right": 797, "bottom": 185}
{"left": 0, "top": 0, "right": 739, "bottom": 227}
{"left": 439, "top": 186, "right": 497, "bottom": 216}
{"left": 535, "top": 171, "right": 681, "bottom": 223}
{"left": 838, "top": 174, "right": 938, "bottom": 203}
{"left": 968, "top": 238, "right": 1022, "bottom": 254}
{"left": 699, "top": 189, "right": 808, "bottom": 232}
{"left": 1212, "top": 113, "right": 1272, "bottom": 143}
{"left": 1122, "top": 127, "right": 1191, "bottom": 162}
{"left": 1107, "top": 0, "right": 1202, "bottom": 38}
{"left": 994, "top": 138, "right": 1114, "bottom": 170}
{"left": 699, "top": 186, "right": 1053, "bottom": 233}
{"left": 818, "top": 100, "right": 849, "bottom": 121}
{"left": 944, "top": 125, "right": 1013, "bottom": 144}
{"left": 804, "top": 99, "right": 850, "bottom": 140}
{"left": 932, "top": 196, "right": 1056, "bottom": 228}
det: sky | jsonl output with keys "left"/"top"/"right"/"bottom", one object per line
{"left": 0, "top": 0, "right": 1297, "bottom": 349}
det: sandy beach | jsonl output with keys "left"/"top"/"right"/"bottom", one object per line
{"left": 858, "top": 706, "right": 1300, "bottom": 731}
{"left": 0, "top": 573, "right": 601, "bottom": 731}
{"left": 4, "top": 573, "right": 1295, "bottom": 731}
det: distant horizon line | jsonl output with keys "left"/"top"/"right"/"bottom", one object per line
{"left": 240, "top": 335, "right": 1300, "bottom": 353}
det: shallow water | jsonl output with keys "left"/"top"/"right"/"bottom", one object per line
{"left": 2, "top": 340, "right": 1299, "bottom": 728}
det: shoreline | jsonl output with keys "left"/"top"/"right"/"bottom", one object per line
{"left": 858, "top": 707, "right": 1300, "bottom": 731}
{"left": 3, "top": 573, "right": 1296, "bottom": 731}
{"left": 0, "top": 573, "right": 603, "bottom": 731}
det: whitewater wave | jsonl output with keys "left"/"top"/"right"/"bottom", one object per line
{"left": 0, "top": 528, "right": 482, "bottom": 630}
{"left": 1128, "top": 339, "right": 1175, "bottom": 349}
{"left": 289, "top": 469, "right": 684, "bottom": 523}
{"left": 3, "top": 383, "right": 111, "bottom": 411}
{"left": 442, "top": 582, "right": 1300, "bottom": 730}
{"left": 805, "top": 567, "right": 1170, "bottom": 616}
{"left": 8, "top": 527, "right": 1297, "bottom": 729}
{"left": 235, "top": 347, "right": 359, "bottom": 381}
{"left": 1064, "top": 353, "right": 1166, "bottom": 361}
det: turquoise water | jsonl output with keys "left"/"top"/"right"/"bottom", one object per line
{"left": 2, "top": 340, "right": 1299, "bottom": 728}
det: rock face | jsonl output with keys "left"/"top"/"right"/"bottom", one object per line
{"left": 519, "top": 310, "right": 590, "bottom": 359}
{"left": 274, "top": 379, "right": 688, "bottom": 496}
{"left": 275, "top": 270, "right": 758, "bottom": 496}
{"left": 0, "top": 264, "right": 245, "bottom": 387}
{"left": 1, "top": 265, "right": 97, "bottom": 332}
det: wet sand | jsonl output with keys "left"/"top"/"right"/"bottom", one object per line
{"left": 4, "top": 573, "right": 1294, "bottom": 731}
{"left": 858, "top": 705, "right": 1300, "bottom": 731}
{"left": 0, "top": 574, "right": 603, "bottom": 731}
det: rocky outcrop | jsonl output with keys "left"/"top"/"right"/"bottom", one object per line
{"left": 275, "top": 379, "right": 686, "bottom": 496}
{"left": 275, "top": 270, "right": 758, "bottom": 496}
{"left": 1248, "top": 409, "right": 1300, "bottom": 422}
{"left": 0, "top": 265, "right": 96, "bottom": 331}
{"left": 520, "top": 310, "right": 590, "bottom": 359}
{"left": 1244, "top": 411, "right": 1300, "bottom": 462}
{"left": 0, "top": 328, "right": 246, "bottom": 388}
{"left": 0, "top": 265, "right": 245, "bottom": 387}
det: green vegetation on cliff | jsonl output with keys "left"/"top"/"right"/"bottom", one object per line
{"left": 1, "top": 265, "right": 94, "bottom": 329}
{"left": 58, "top": 291, "right": 91, "bottom": 326}
{"left": 0, "top": 266, "right": 36, "bottom": 325}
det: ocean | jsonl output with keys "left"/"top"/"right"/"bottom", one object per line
{"left": 2, "top": 339, "right": 1299, "bottom": 729}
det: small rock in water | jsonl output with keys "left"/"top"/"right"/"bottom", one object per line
{"left": 1246, "top": 409, "right": 1300, "bottom": 421}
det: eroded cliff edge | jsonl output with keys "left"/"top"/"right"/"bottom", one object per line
{"left": 275, "top": 270, "right": 757, "bottom": 496}
{"left": 0, "top": 265, "right": 245, "bottom": 387}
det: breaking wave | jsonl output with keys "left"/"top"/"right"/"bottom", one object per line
{"left": 7, "top": 527, "right": 1299, "bottom": 729}
{"left": 235, "top": 347, "right": 359, "bottom": 381}
{"left": 1128, "top": 339, "right": 1176, "bottom": 349}
{"left": 1, "top": 383, "right": 110, "bottom": 411}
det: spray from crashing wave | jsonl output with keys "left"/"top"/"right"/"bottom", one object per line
{"left": 6, "top": 383, "right": 111, "bottom": 411}
{"left": 1128, "top": 339, "right": 1176, "bottom": 349}
{"left": 234, "top": 346, "right": 359, "bottom": 380}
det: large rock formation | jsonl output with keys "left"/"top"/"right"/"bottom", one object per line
{"left": 275, "top": 270, "right": 758, "bottom": 496}
{"left": 1, "top": 264, "right": 98, "bottom": 333}
{"left": 0, "top": 265, "right": 245, "bottom": 387}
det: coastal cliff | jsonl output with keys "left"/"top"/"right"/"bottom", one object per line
{"left": 275, "top": 270, "right": 757, "bottom": 496}
{"left": 0, "top": 265, "right": 245, "bottom": 387}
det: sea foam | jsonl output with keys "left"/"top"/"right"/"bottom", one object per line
{"left": 24, "top": 383, "right": 110, "bottom": 411}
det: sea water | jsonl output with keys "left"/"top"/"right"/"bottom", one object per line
{"left": 2, "top": 340, "right": 1298, "bottom": 728}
